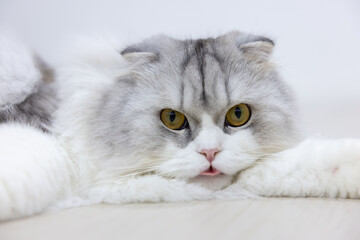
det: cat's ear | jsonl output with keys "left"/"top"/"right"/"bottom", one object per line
{"left": 236, "top": 34, "right": 275, "bottom": 62}
{"left": 120, "top": 46, "right": 158, "bottom": 64}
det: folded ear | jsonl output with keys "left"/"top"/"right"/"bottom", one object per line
{"left": 236, "top": 34, "right": 275, "bottom": 62}
{"left": 120, "top": 45, "right": 159, "bottom": 64}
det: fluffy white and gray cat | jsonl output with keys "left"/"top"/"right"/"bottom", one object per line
{"left": 0, "top": 31, "right": 359, "bottom": 221}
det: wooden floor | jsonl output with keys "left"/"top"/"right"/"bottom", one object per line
{"left": 1, "top": 198, "right": 360, "bottom": 240}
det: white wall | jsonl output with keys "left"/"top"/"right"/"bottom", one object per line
{"left": 1, "top": 0, "right": 359, "bottom": 138}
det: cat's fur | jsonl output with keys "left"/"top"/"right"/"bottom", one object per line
{"left": 0, "top": 34, "right": 57, "bottom": 131}
{"left": 0, "top": 31, "right": 359, "bottom": 221}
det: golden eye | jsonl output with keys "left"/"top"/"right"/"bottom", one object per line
{"left": 225, "top": 104, "right": 251, "bottom": 127}
{"left": 160, "top": 109, "right": 187, "bottom": 130}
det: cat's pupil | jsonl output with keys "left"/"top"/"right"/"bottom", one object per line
{"left": 169, "top": 111, "right": 176, "bottom": 122}
{"left": 235, "top": 107, "right": 242, "bottom": 119}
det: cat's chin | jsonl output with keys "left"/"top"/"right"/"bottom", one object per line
{"left": 188, "top": 174, "right": 234, "bottom": 191}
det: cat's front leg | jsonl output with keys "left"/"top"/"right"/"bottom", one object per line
{"left": 84, "top": 175, "right": 214, "bottom": 204}
{"left": 236, "top": 138, "right": 360, "bottom": 198}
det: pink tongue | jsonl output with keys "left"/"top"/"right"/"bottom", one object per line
{"left": 200, "top": 166, "right": 221, "bottom": 176}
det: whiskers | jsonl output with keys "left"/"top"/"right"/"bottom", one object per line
{"left": 225, "top": 144, "right": 289, "bottom": 177}
{"left": 247, "top": 144, "right": 289, "bottom": 155}
{"left": 90, "top": 154, "right": 169, "bottom": 184}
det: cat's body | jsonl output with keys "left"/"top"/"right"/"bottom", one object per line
{"left": 0, "top": 32, "right": 359, "bottom": 221}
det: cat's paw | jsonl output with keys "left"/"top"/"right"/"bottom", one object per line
{"left": 237, "top": 138, "right": 360, "bottom": 198}
{"left": 0, "top": 34, "right": 41, "bottom": 110}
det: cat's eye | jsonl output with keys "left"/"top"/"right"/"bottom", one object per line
{"left": 225, "top": 104, "right": 251, "bottom": 127}
{"left": 160, "top": 109, "right": 188, "bottom": 130}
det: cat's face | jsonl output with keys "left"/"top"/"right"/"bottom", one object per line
{"left": 89, "top": 32, "right": 297, "bottom": 189}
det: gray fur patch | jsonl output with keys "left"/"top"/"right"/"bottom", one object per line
{"left": 0, "top": 58, "right": 57, "bottom": 132}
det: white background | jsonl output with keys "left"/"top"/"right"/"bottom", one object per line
{"left": 1, "top": 0, "right": 359, "bottom": 138}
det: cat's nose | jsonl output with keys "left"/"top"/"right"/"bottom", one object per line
{"left": 199, "top": 148, "right": 220, "bottom": 162}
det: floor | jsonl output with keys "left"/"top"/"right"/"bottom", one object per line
{"left": 1, "top": 198, "right": 360, "bottom": 240}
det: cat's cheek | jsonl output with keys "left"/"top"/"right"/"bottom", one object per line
{"left": 212, "top": 131, "right": 260, "bottom": 175}
{"left": 212, "top": 153, "right": 256, "bottom": 175}
{"left": 156, "top": 158, "right": 208, "bottom": 178}
{"left": 154, "top": 143, "right": 210, "bottom": 179}
{"left": 212, "top": 154, "right": 240, "bottom": 175}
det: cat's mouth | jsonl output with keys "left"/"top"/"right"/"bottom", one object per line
{"left": 200, "top": 166, "right": 221, "bottom": 176}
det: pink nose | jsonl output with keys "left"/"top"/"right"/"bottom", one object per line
{"left": 199, "top": 148, "right": 220, "bottom": 162}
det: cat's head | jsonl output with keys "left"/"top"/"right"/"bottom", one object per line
{"left": 57, "top": 31, "right": 298, "bottom": 189}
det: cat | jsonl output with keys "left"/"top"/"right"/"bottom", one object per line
{"left": 0, "top": 31, "right": 359, "bottom": 221}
